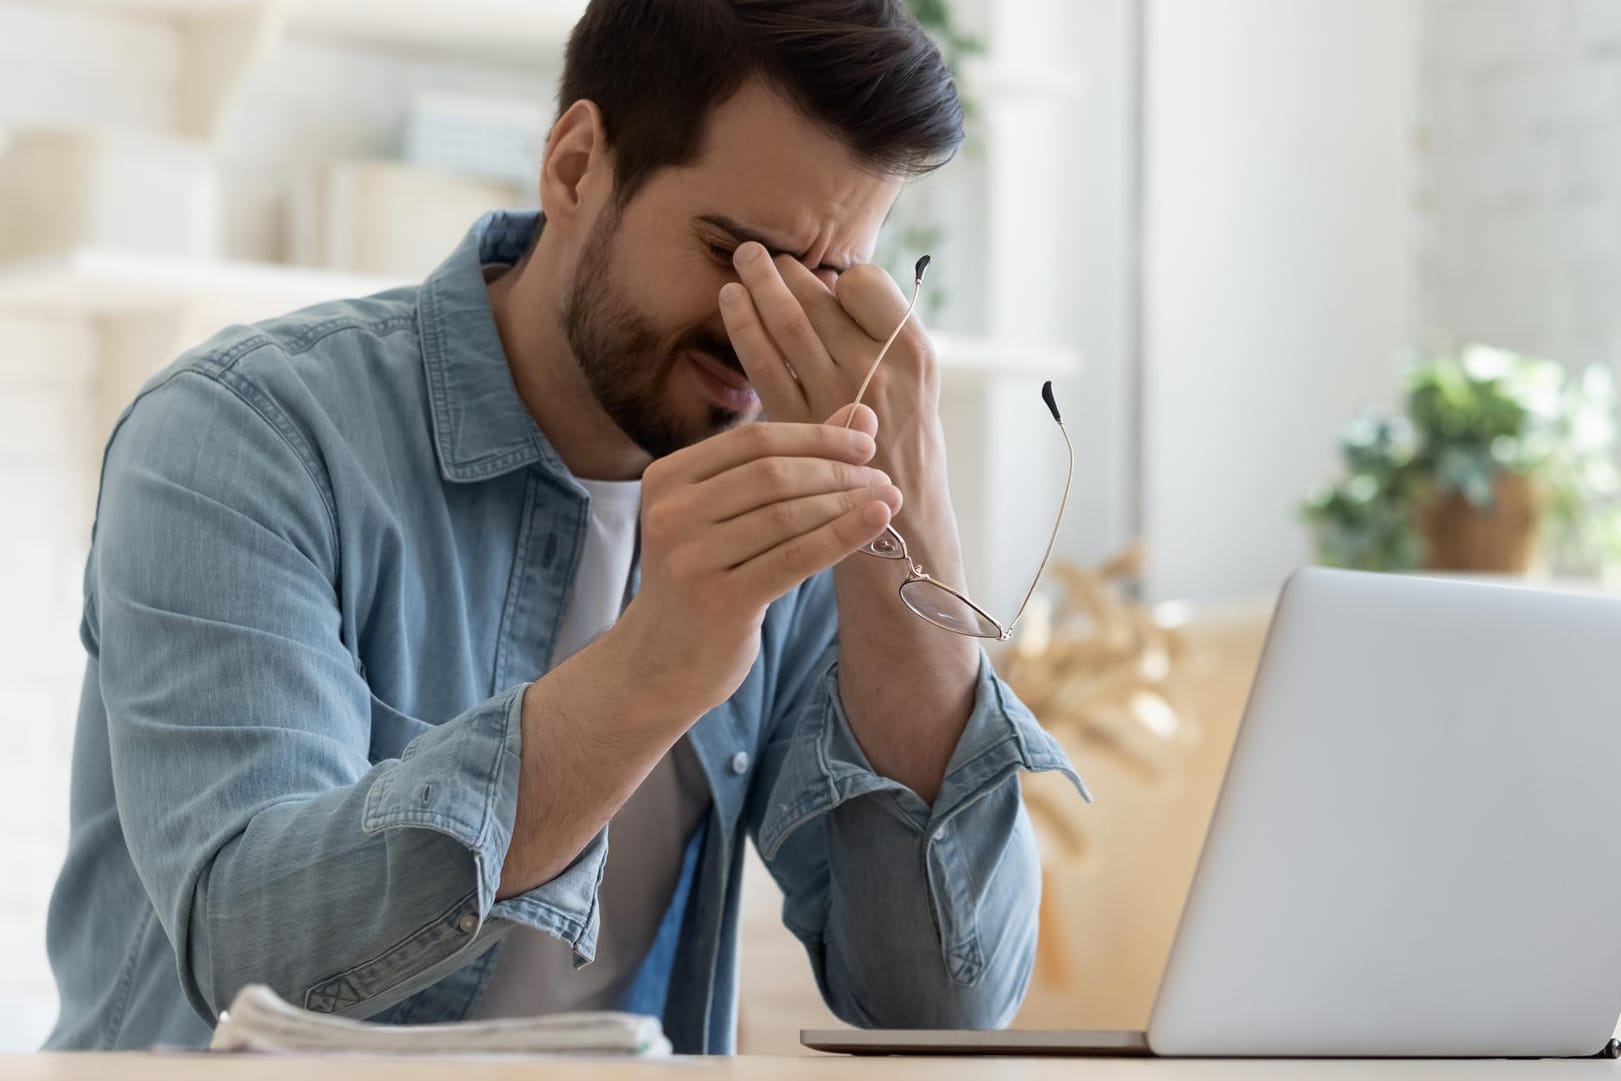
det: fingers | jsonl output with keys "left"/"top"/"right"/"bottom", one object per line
{"left": 773, "top": 255, "right": 874, "bottom": 364}
{"left": 825, "top": 403, "right": 878, "bottom": 438}
{"left": 650, "top": 420, "right": 874, "bottom": 487}
{"left": 704, "top": 485, "right": 903, "bottom": 569}
{"left": 833, "top": 263, "right": 916, "bottom": 343}
{"left": 734, "top": 500, "right": 895, "bottom": 602}
{"left": 719, "top": 281, "right": 806, "bottom": 418}
{"left": 731, "top": 244, "right": 842, "bottom": 374}
{"left": 692, "top": 454, "right": 892, "bottom": 523}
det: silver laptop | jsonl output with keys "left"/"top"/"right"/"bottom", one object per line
{"left": 805, "top": 567, "right": 1621, "bottom": 1058}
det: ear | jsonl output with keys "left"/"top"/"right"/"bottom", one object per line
{"left": 539, "top": 99, "right": 612, "bottom": 231}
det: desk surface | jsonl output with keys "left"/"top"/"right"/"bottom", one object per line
{"left": 4, "top": 1054, "right": 1618, "bottom": 1080}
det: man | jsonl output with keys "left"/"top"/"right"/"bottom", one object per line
{"left": 45, "top": 0, "right": 1084, "bottom": 1053}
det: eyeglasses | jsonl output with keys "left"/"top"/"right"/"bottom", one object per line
{"left": 843, "top": 256, "right": 1074, "bottom": 642}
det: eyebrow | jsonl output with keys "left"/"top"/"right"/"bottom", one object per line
{"left": 695, "top": 214, "right": 853, "bottom": 275}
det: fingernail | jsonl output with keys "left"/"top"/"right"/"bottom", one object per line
{"left": 735, "top": 242, "right": 764, "bottom": 266}
{"left": 719, "top": 282, "right": 744, "bottom": 306}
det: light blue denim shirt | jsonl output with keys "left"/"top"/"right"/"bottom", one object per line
{"left": 44, "top": 211, "right": 1087, "bottom": 1053}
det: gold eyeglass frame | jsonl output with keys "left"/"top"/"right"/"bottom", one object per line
{"left": 841, "top": 256, "right": 1075, "bottom": 642}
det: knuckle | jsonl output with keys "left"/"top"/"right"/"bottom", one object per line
{"left": 785, "top": 312, "right": 818, "bottom": 346}
{"left": 756, "top": 457, "right": 791, "bottom": 491}
{"left": 642, "top": 456, "right": 671, "bottom": 490}
{"left": 803, "top": 289, "right": 839, "bottom": 318}
{"left": 768, "top": 499, "right": 800, "bottom": 534}
{"left": 839, "top": 462, "right": 882, "bottom": 489}
{"left": 643, "top": 499, "right": 680, "bottom": 540}
{"left": 739, "top": 422, "right": 773, "bottom": 454}
{"left": 771, "top": 537, "right": 806, "bottom": 580}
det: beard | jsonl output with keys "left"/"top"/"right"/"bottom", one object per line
{"left": 560, "top": 209, "right": 750, "bottom": 460}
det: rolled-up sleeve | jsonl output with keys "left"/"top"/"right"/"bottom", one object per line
{"left": 95, "top": 368, "right": 598, "bottom": 1025}
{"left": 749, "top": 577, "right": 1088, "bottom": 1029}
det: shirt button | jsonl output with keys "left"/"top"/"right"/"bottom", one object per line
{"left": 730, "top": 751, "right": 750, "bottom": 775}
{"left": 456, "top": 912, "right": 478, "bottom": 934}
{"left": 932, "top": 826, "right": 947, "bottom": 842}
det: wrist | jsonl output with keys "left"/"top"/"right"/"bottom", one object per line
{"left": 544, "top": 610, "right": 705, "bottom": 739}
{"left": 599, "top": 600, "right": 724, "bottom": 722}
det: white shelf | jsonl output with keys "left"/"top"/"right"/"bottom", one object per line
{"left": 0, "top": 249, "right": 407, "bottom": 318}
{"left": 933, "top": 333, "right": 1082, "bottom": 379}
{"left": 51, "top": 0, "right": 259, "bottom": 12}
{"left": 52, "top": 0, "right": 586, "bottom": 61}
{"left": 0, "top": 251, "right": 1079, "bottom": 380}
{"left": 290, "top": 0, "right": 585, "bottom": 61}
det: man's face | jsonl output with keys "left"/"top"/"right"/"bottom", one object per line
{"left": 560, "top": 79, "right": 902, "bottom": 460}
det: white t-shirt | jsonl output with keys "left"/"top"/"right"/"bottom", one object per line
{"left": 472, "top": 476, "right": 713, "bottom": 1018}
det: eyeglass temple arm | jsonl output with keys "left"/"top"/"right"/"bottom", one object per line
{"left": 843, "top": 256, "right": 931, "bottom": 429}
{"left": 1006, "top": 381, "right": 1074, "bottom": 633}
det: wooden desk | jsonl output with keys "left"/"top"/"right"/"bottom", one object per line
{"left": 4, "top": 1054, "right": 1618, "bottom": 1080}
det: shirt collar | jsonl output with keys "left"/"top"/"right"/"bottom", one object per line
{"left": 418, "top": 210, "right": 573, "bottom": 484}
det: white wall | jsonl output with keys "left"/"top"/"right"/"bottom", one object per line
{"left": 1050, "top": 0, "right": 1139, "bottom": 579}
{"left": 925, "top": 0, "right": 1130, "bottom": 615}
{"left": 1422, "top": 0, "right": 1621, "bottom": 381}
{"left": 0, "top": 5, "right": 177, "bottom": 1051}
{"left": 0, "top": 2, "right": 556, "bottom": 1051}
{"left": 1141, "top": 0, "right": 1422, "bottom": 602}
{"left": 0, "top": 317, "right": 98, "bottom": 1052}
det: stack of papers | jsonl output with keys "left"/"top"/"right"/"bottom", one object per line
{"left": 210, "top": 984, "right": 671, "bottom": 1056}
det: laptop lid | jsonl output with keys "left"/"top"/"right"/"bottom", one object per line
{"left": 1148, "top": 568, "right": 1621, "bottom": 1057}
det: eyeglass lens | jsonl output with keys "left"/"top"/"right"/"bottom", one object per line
{"left": 898, "top": 579, "right": 1003, "bottom": 639}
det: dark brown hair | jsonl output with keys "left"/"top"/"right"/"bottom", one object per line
{"left": 558, "top": 0, "right": 964, "bottom": 207}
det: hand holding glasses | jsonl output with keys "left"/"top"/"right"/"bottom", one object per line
{"left": 841, "top": 256, "right": 1074, "bottom": 642}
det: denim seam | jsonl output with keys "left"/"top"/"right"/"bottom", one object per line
{"left": 930, "top": 830, "right": 985, "bottom": 985}
{"left": 134, "top": 361, "right": 343, "bottom": 577}
{"left": 757, "top": 708, "right": 842, "bottom": 860}
{"left": 302, "top": 888, "right": 480, "bottom": 1013}
{"left": 418, "top": 282, "right": 536, "bottom": 481}
{"left": 419, "top": 289, "right": 457, "bottom": 479}
{"left": 208, "top": 368, "right": 341, "bottom": 556}
{"left": 490, "top": 477, "right": 538, "bottom": 690}
{"left": 488, "top": 896, "right": 589, "bottom": 944}
{"left": 466, "top": 687, "right": 522, "bottom": 889}
{"left": 279, "top": 314, "right": 416, "bottom": 357}
{"left": 100, "top": 905, "right": 158, "bottom": 1048}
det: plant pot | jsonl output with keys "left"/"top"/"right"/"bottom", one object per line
{"left": 1416, "top": 472, "right": 1541, "bottom": 574}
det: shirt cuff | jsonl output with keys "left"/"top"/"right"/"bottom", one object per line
{"left": 757, "top": 650, "right": 1089, "bottom": 860}
{"left": 360, "top": 682, "right": 608, "bottom": 964}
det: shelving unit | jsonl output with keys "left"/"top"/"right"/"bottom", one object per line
{"left": 54, "top": 0, "right": 586, "bottom": 59}
{"left": 0, "top": 246, "right": 1079, "bottom": 381}
{"left": 4, "top": 0, "right": 1086, "bottom": 610}
{"left": 0, "top": 248, "right": 405, "bottom": 318}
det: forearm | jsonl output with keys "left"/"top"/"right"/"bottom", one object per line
{"left": 832, "top": 460, "right": 979, "bottom": 804}
{"left": 189, "top": 781, "right": 490, "bottom": 1018}
{"left": 816, "top": 780, "right": 1042, "bottom": 1028}
{"left": 138, "top": 685, "right": 532, "bottom": 1021}
{"left": 498, "top": 615, "right": 702, "bottom": 898}
{"left": 754, "top": 575, "right": 1088, "bottom": 1031}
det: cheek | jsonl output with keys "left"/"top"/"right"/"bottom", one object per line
{"left": 660, "top": 273, "right": 731, "bottom": 337}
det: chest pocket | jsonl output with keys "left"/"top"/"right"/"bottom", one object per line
{"left": 368, "top": 693, "right": 431, "bottom": 764}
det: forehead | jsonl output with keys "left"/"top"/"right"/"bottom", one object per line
{"left": 637, "top": 79, "right": 902, "bottom": 259}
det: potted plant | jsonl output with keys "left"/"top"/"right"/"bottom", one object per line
{"left": 1302, "top": 345, "right": 1621, "bottom": 577}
